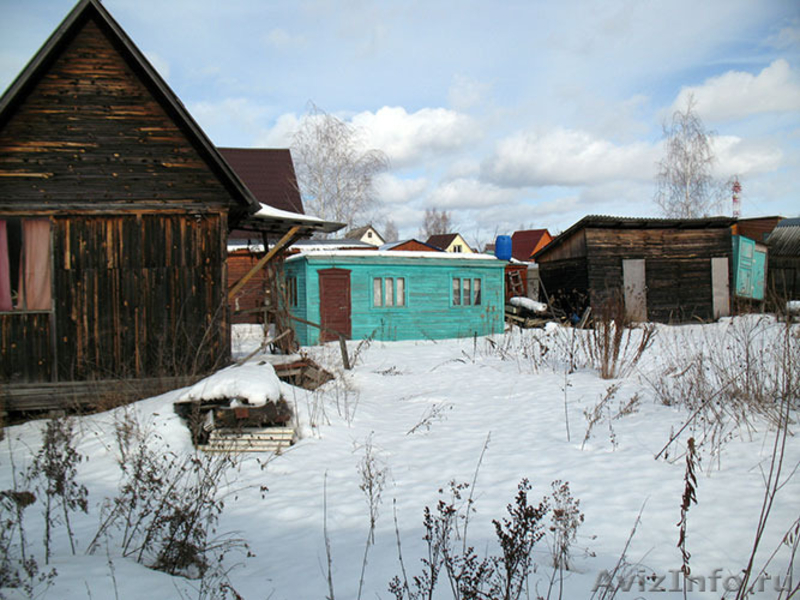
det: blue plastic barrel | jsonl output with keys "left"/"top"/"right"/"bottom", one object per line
{"left": 495, "top": 235, "right": 512, "bottom": 260}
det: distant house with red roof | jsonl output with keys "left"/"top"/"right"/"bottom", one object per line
{"left": 381, "top": 239, "right": 443, "bottom": 252}
{"left": 511, "top": 229, "right": 552, "bottom": 261}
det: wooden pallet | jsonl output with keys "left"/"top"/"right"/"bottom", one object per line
{"left": 198, "top": 427, "right": 295, "bottom": 454}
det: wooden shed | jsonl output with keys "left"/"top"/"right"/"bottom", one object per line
{"left": 766, "top": 218, "right": 800, "bottom": 301}
{"left": 533, "top": 216, "right": 735, "bottom": 323}
{"left": 0, "top": 0, "right": 339, "bottom": 411}
{"left": 283, "top": 251, "right": 506, "bottom": 344}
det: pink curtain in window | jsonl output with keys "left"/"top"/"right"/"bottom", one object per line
{"left": 0, "top": 221, "right": 11, "bottom": 311}
{"left": 18, "top": 219, "right": 52, "bottom": 311}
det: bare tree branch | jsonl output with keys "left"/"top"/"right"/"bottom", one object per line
{"left": 654, "top": 94, "right": 728, "bottom": 218}
{"left": 292, "top": 103, "right": 389, "bottom": 232}
{"left": 419, "top": 208, "right": 453, "bottom": 239}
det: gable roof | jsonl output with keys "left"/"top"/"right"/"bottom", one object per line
{"left": 218, "top": 148, "right": 304, "bottom": 214}
{"left": 0, "top": 0, "right": 258, "bottom": 219}
{"left": 346, "top": 224, "right": 383, "bottom": 239}
{"left": 381, "top": 239, "right": 442, "bottom": 252}
{"left": 511, "top": 229, "right": 550, "bottom": 261}
{"left": 426, "top": 233, "right": 460, "bottom": 249}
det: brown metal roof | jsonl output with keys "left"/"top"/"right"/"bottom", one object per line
{"left": 426, "top": 233, "right": 459, "bottom": 250}
{"left": 218, "top": 148, "right": 304, "bottom": 214}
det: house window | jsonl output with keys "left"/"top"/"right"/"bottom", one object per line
{"left": 0, "top": 218, "right": 52, "bottom": 312}
{"left": 286, "top": 276, "right": 298, "bottom": 307}
{"left": 373, "top": 277, "right": 405, "bottom": 307}
{"left": 453, "top": 244, "right": 462, "bottom": 252}
{"left": 452, "top": 277, "right": 481, "bottom": 306}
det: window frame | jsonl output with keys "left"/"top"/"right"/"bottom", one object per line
{"left": 372, "top": 275, "right": 407, "bottom": 308}
{"left": 0, "top": 216, "right": 54, "bottom": 314}
{"left": 451, "top": 276, "right": 483, "bottom": 307}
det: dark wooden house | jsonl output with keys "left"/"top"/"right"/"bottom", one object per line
{"left": 766, "top": 218, "right": 800, "bottom": 301}
{"left": 0, "top": 0, "right": 338, "bottom": 411}
{"left": 533, "top": 216, "right": 735, "bottom": 323}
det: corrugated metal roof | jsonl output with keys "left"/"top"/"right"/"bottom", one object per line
{"left": 767, "top": 222, "right": 800, "bottom": 256}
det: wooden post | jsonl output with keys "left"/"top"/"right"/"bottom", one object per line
{"left": 338, "top": 336, "right": 351, "bottom": 371}
{"left": 228, "top": 226, "right": 301, "bottom": 301}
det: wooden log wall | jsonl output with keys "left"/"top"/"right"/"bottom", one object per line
{"left": 52, "top": 212, "right": 229, "bottom": 382}
{"left": 537, "top": 257, "right": 590, "bottom": 315}
{"left": 1, "top": 313, "right": 52, "bottom": 383}
{"left": 584, "top": 227, "right": 732, "bottom": 323}
{"left": 0, "top": 16, "right": 233, "bottom": 209}
{"left": 769, "top": 257, "right": 800, "bottom": 301}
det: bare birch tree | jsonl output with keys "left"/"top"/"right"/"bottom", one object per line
{"left": 383, "top": 219, "right": 399, "bottom": 243}
{"left": 292, "top": 103, "right": 389, "bottom": 231}
{"left": 654, "top": 95, "right": 725, "bottom": 218}
{"left": 419, "top": 208, "right": 452, "bottom": 239}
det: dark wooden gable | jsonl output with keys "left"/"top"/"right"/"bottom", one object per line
{"left": 0, "top": 0, "right": 256, "bottom": 220}
{"left": 0, "top": 0, "right": 264, "bottom": 408}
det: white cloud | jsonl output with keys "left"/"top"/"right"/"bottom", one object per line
{"left": 482, "top": 128, "right": 658, "bottom": 188}
{"left": 674, "top": 59, "right": 800, "bottom": 122}
{"left": 255, "top": 112, "right": 302, "bottom": 147}
{"left": 374, "top": 173, "right": 428, "bottom": 205}
{"left": 712, "top": 135, "right": 783, "bottom": 178}
{"left": 426, "top": 178, "right": 519, "bottom": 210}
{"left": 351, "top": 106, "right": 478, "bottom": 167}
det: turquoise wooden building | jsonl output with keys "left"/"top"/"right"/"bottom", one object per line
{"left": 732, "top": 235, "right": 767, "bottom": 301}
{"left": 283, "top": 251, "right": 506, "bottom": 344}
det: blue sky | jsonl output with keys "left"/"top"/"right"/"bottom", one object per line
{"left": 1, "top": 0, "right": 798, "bottom": 242}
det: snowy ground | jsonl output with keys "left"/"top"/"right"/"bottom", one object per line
{"left": 1, "top": 317, "right": 798, "bottom": 599}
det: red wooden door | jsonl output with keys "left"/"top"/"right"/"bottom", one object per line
{"left": 318, "top": 268, "right": 351, "bottom": 342}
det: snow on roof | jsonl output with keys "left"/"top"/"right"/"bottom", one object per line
{"left": 286, "top": 249, "right": 502, "bottom": 261}
{"left": 254, "top": 203, "right": 327, "bottom": 224}
{"left": 175, "top": 361, "right": 282, "bottom": 406}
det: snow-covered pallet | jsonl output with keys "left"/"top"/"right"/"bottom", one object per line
{"left": 198, "top": 427, "right": 295, "bottom": 454}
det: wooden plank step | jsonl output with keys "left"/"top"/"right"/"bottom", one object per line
{"left": 210, "top": 427, "right": 294, "bottom": 439}
{"left": 200, "top": 427, "right": 295, "bottom": 454}
{"left": 198, "top": 439, "right": 292, "bottom": 453}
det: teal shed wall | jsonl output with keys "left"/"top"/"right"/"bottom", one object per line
{"left": 284, "top": 254, "right": 506, "bottom": 345}
{"left": 732, "top": 235, "right": 767, "bottom": 301}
